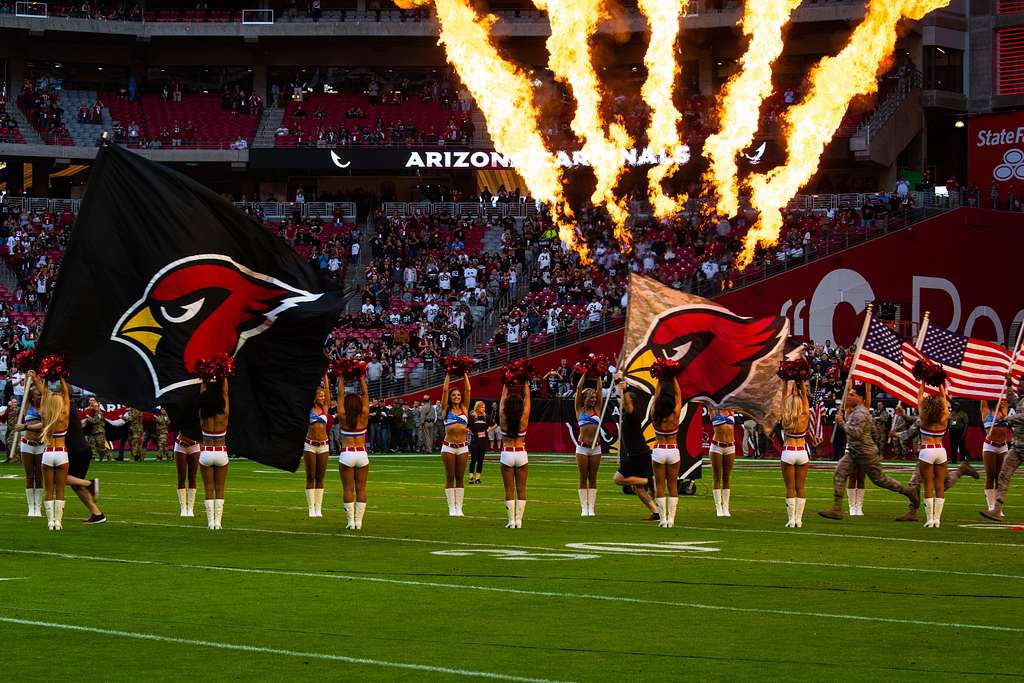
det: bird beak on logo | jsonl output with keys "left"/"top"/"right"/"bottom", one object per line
{"left": 117, "top": 304, "right": 163, "bottom": 355}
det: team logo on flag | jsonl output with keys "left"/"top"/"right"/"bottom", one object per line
{"left": 112, "top": 254, "right": 321, "bottom": 397}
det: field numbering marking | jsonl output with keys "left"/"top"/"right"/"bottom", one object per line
{"left": 565, "top": 541, "right": 721, "bottom": 554}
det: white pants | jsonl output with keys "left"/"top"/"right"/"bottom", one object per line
{"left": 441, "top": 443, "right": 469, "bottom": 456}
{"left": 174, "top": 442, "right": 200, "bottom": 456}
{"left": 709, "top": 443, "right": 735, "bottom": 457}
{"left": 780, "top": 448, "right": 809, "bottom": 466}
{"left": 500, "top": 449, "right": 528, "bottom": 467}
{"left": 918, "top": 446, "right": 948, "bottom": 465}
{"left": 339, "top": 449, "right": 369, "bottom": 468}
{"left": 199, "top": 448, "right": 229, "bottom": 467}
{"left": 651, "top": 447, "right": 680, "bottom": 465}
{"left": 304, "top": 441, "right": 329, "bottom": 455}
{"left": 20, "top": 439, "right": 44, "bottom": 456}
{"left": 42, "top": 449, "right": 69, "bottom": 467}
{"left": 983, "top": 441, "right": 1009, "bottom": 456}
{"left": 575, "top": 445, "right": 601, "bottom": 457}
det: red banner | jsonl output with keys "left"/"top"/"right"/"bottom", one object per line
{"left": 968, "top": 111, "right": 1024, "bottom": 194}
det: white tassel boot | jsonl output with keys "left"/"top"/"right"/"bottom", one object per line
{"left": 587, "top": 489, "right": 597, "bottom": 517}
{"left": 578, "top": 489, "right": 588, "bottom": 516}
{"left": 785, "top": 498, "right": 796, "bottom": 528}
{"left": 186, "top": 488, "right": 197, "bottom": 517}
{"left": 454, "top": 488, "right": 465, "bottom": 516}
{"left": 177, "top": 488, "right": 188, "bottom": 517}
{"left": 795, "top": 498, "right": 806, "bottom": 528}
{"left": 505, "top": 500, "right": 515, "bottom": 528}
{"left": 344, "top": 502, "right": 355, "bottom": 529}
{"left": 355, "top": 502, "right": 366, "bottom": 529}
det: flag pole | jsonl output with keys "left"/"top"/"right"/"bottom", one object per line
{"left": 839, "top": 303, "right": 874, "bottom": 412}
{"left": 985, "top": 323, "right": 1024, "bottom": 440}
{"left": 589, "top": 346, "right": 625, "bottom": 451}
{"left": 915, "top": 311, "right": 930, "bottom": 349}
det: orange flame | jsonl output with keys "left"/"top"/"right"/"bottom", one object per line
{"left": 395, "top": 0, "right": 588, "bottom": 261}
{"left": 638, "top": 0, "right": 687, "bottom": 219}
{"left": 739, "top": 0, "right": 952, "bottom": 266}
{"left": 533, "top": 0, "right": 633, "bottom": 247}
{"left": 704, "top": 0, "right": 801, "bottom": 219}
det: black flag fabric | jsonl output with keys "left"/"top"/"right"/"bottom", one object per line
{"left": 37, "top": 143, "right": 346, "bottom": 471}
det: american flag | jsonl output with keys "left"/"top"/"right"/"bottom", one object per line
{"left": 1013, "top": 351, "right": 1024, "bottom": 385}
{"left": 850, "top": 315, "right": 926, "bottom": 405}
{"left": 808, "top": 395, "right": 824, "bottom": 443}
{"left": 919, "top": 324, "right": 1012, "bottom": 400}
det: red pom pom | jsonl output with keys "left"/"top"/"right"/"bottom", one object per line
{"left": 193, "top": 353, "right": 236, "bottom": 382}
{"left": 912, "top": 359, "right": 947, "bottom": 387}
{"left": 443, "top": 355, "right": 475, "bottom": 376}
{"left": 13, "top": 350, "right": 35, "bottom": 372}
{"left": 575, "top": 353, "right": 612, "bottom": 379}
{"left": 38, "top": 354, "right": 69, "bottom": 382}
{"left": 777, "top": 359, "right": 810, "bottom": 382}
{"left": 502, "top": 359, "right": 536, "bottom": 385}
{"left": 842, "top": 355, "right": 853, "bottom": 373}
{"left": 330, "top": 358, "right": 367, "bottom": 381}
{"left": 650, "top": 358, "right": 683, "bottom": 380}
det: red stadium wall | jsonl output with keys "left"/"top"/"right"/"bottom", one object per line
{"left": 968, "top": 111, "right": 1024, "bottom": 193}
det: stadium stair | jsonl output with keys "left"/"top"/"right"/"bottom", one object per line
{"left": 7, "top": 105, "right": 44, "bottom": 145}
{"left": 60, "top": 90, "right": 112, "bottom": 147}
{"left": 0, "top": 259, "right": 21, "bottom": 292}
{"left": 253, "top": 106, "right": 285, "bottom": 148}
{"left": 470, "top": 109, "right": 491, "bottom": 147}
{"left": 849, "top": 73, "right": 923, "bottom": 170}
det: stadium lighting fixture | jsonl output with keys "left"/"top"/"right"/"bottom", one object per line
{"left": 954, "top": 119, "right": 965, "bottom": 129}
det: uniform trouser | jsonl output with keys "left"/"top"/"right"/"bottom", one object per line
{"left": 742, "top": 426, "right": 757, "bottom": 457}
{"left": 329, "top": 425, "right": 341, "bottom": 456}
{"left": 5, "top": 433, "right": 15, "bottom": 459}
{"left": 948, "top": 429, "right": 968, "bottom": 463}
{"left": 906, "top": 466, "right": 962, "bottom": 510}
{"left": 832, "top": 451, "right": 911, "bottom": 506}
{"left": 419, "top": 424, "right": 435, "bottom": 452}
{"left": 89, "top": 434, "right": 108, "bottom": 460}
{"left": 469, "top": 448, "right": 486, "bottom": 474}
{"left": 994, "top": 448, "right": 1022, "bottom": 507}
{"left": 156, "top": 429, "right": 169, "bottom": 458}
{"left": 130, "top": 429, "right": 144, "bottom": 458}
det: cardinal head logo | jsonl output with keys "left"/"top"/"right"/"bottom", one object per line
{"left": 112, "top": 255, "right": 322, "bottom": 396}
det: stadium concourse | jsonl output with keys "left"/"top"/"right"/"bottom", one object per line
{"left": 0, "top": 0, "right": 1023, "bottom": 679}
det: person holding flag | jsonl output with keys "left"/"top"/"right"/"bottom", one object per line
{"left": 336, "top": 360, "right": 370, "bottom": 530}
{"left": 981, "top": 373, "right": 1024, "bottom": 521}
{"left": 196, "top": 355, "right": 232, "bottom": 530}
{"left": 981, "top": 397, "right": 1010, "bottom": 515}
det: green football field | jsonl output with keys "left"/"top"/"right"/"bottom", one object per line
{"left": 0, "top": 454, "right": 1022, "bottom": 681}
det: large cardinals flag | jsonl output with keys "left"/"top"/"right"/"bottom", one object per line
{"left": 622, "top": 274, "right": 788, "bottom": 429}
{"left": 37, "top": 143, "right": 346, "bottom": 472}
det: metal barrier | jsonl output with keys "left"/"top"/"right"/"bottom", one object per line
{"left": 232, "top": 201, "right": 357, "bottom": 221}
{"left": 241, "top": 8, "right": 274, "bottom": 24}
{"left": 4, "top": 197, "right": 80, "bottom": 214}
{"left": 14, "top": 1, "right": 47, "bottom": 17}
{"left": 381, "top": 200, "right": 539, "bottom": 219}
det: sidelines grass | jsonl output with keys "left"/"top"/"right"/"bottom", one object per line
{"left": 0, "top": 454, "right": 1022, "bottom": 681}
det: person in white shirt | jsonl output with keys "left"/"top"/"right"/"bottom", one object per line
{"left": 328, "top": 256, "right": 341, "bottom": 274}
{"left": 439, "top": 271, "right": 451, "bottom": 291}
{"left": 350, "top": 242, "right": 360, "bottom": 264}
{"left": 507, "top": 321, "right": 521, "bottom": 344}
{"left": 537, "top": 250, "right": 551, "bottom": 270}
{"left": 404, "top": 266, "right": 417, "bottom": 288}
{"left": 463, "top": 265, "right": 478, "bottom": 289}
{"left": 701, "top": 260, "right": 719, "bottom": 280}
{"left": 586, "top": 300, "right": 603, "bottom": 323}
{"left": 546, "top": 310, "right": 559, "bottom": 334}
{"left": 361, "top": 302, "right": 374, "bottom": 315}
{"left": 424, "top": 302, "right": 440, "bottom": 323}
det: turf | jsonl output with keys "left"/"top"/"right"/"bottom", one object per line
{"left": 0, "top": 454, "right": 1022, "bottom": 682}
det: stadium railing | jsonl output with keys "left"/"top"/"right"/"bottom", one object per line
{"left": 232, "top": 201, "right": 357, "bottom": 222}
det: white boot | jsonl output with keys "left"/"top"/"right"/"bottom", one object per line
{"left": 306, "top": 489, "right": 316, "bottom": 517}
{"left": 314, "top": 488, "right": 324, "bottom": 517}
{"left": 722, "top": 489, "right": 731, "bottom": 517}
{"left": 505, "top": 500, "right": 516, "bottom": 528}
{"left": 587, "top": 489, "right": 597, "bottom": 517}
{"left": 795, "top": 498, "right": 806, "bottom": 528}
{"left": 934, "top": 497, "right": 945, "bottom": 528}
{"left": 44, "top": 500, "right": 55, "bottom": 530}
{"left": 514, "top": 500, "right": 525, "bottom": 528}
{"left": 847, "top": 490, "right": 857, "bottom": 516}
{"left": 578, "top": 489, "right": 588, "bottom": 516}
{"left": 205, "top": 499, "right": 216, "bottom": 529}
{"left": 712, "top": 489, "right": 723, "bottom": 517}
{"left": 454, "top": 488, "right": 465, "bottom": 516}
{"left": 657, "top": 497, "right": 667, "bottom": 527}
{"left": 177, "top": 488, "right": 188, "bottom": 517}
{"left": 55, "top": 500, "right": 65, "bottom": 530}
{"left": 785, "top": 498, "right": 796, "bottom": 528}
{"left": 344, "top": 502, "right": 355, "bottom": 529}
{"left": 445, "top": 488, "right": 456, "bottom": 516}
{"left": 985, "top": 488, "right": 996, "bottom": 511}
{"left": 214, "top": 499, "right": 224, "bottom": 529}
{"left": 666, "top": 497, "right": 678, "bottom": 528}
{"left": 186, "top": 488, "right": 197, "bottom": 517}
{"left": 355, "top": 502, "right": 366, "bottom": 529}
{"left": 855, "top": 489, "right": 866, "bottom": 516}
{"left": 33, "top": 489, "right": 43, "bottom": 517}
{"left": 923, "top": 498, "right": 935, "bottom": 528}
{"left": 25, "top": 489, "right": 34, "bottom": 517}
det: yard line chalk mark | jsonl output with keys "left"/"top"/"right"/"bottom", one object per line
{"left": 1, "top": 549, "right": 1021, "bottom": 633}
{"left": 0, "top": 616, "right": 568, "bottom": 683}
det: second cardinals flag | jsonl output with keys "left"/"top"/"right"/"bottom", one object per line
{"left": 622, "top": 274, "right": 788, "bottom": 429}
{"left": 37, "top": 143, "right": 346, "bottom": 472}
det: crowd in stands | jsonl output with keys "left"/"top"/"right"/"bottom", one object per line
{"left": 18, "top": 77, "right": 75, "bottom": 145}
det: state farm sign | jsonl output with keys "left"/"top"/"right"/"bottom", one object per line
{"left": 968, "top": 111, "right": 1024, "bottom": 189}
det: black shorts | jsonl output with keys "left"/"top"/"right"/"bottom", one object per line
{"left": 617, "top": 453, "right": 652, "bottom": 479}
{"left": 68, "top": 448, "right": 91, "bottom": 480}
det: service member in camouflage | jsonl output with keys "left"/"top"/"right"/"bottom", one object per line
{"left": 86, "top": 397, "right": 110, "bottom": 462}
{"left": 155, "top": 407, "right": 171, "bottom": 461}
{"left": 127, "top": 407, "right": 145, "bottom": 462}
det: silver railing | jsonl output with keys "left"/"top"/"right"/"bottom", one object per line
{"left": 232, "top": 201, "right": 357, "bottom": 221}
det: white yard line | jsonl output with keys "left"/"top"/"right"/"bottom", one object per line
{"left": 0, "top": 616, "right": 569, "bottom": 683}
{"left": 0, "top": 550, "right": 1019, "bottom": 634}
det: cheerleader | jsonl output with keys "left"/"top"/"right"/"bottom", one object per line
{"left": 16, "top": 383, "right": 44, "bottom": 517}
{"left": 468, "top": 401, "right": 490, "bottom": 485}
{"left": 440, "top": 369, "right": 471, "bottom": 516}
{"left": 338, "top": 373, "right": 370, "bottom": 530}
{"left": 304, "top": 374, "right": 331, "bottom": 517}
{"left": 499, "top": 381, "right": 530, "bottom": 528}
{"left": 174, "top": 429, "right": 200, "bottom": 517}
{"left": 917, "top": 378, "right": 950, "bottom": 528}
{"left": 779, "top": 378, "right": 814, "bottom": 528}
{"left": 650, "top": 374, "right": 682, "bottom": 528}
{"left": 709, "top": 407, "right": 736, "bottom": 517}
{"left": 981, "top": 397, "right": 1010, "bottom": 515}
{"left": 197, "top": 364, "right": 230, "bottom": 530}
{"left": 37, "top": 371, "right": 70, "bottom": 530}
{"left": 574, "top": 374, "right": 602, "bottom": 516}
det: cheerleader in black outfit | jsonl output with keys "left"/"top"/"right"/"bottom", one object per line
{"left": 468, "top": 401, "right": 491, "bottom": 485}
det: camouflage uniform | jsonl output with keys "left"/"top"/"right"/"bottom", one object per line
{"left": 127, "top": 407, "right": 145, "bottom": 461}
{"left": 87, "top": 406, "right": 110, "bottom": 461}
{"left": 155, "top": 412, "right": 171, "bottom": 461}
{"left": 825, "top": 405, "right": 916, "bottom": 511}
